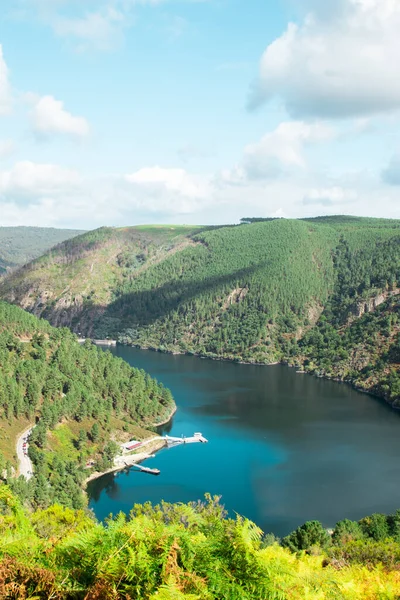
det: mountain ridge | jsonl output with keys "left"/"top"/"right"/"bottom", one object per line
{"left": 1, "top": 216, "right": 399, "bottom": 405}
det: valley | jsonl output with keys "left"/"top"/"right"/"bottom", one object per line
{"left": 1, "top": 216, "right": 398, "bottom": 406}
{"left": 0, "top": 218, "right": 399, "bottom": 599}
{"left": 0, "top": 226, "right": 83, "bottom": 274}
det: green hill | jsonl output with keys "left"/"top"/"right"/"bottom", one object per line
{"left": 0, "top": 301, "right": 174, "bottom": 509}
{"left": 0, "top": 226, "right": 84, "bottom": 274}
{"left": 0, "top": 217, "right": 399, "bottom": 404}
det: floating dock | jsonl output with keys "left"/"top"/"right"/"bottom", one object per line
{"left": 129, "top": 463, "right": 160, "bottom": 475}
{"left": 120, "top": 432, "right": 208, "bottom": 476}
{"left": 164, "top": 432, "right": 208, "bottom": 447}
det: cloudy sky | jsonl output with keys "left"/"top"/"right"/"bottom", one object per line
{"left": 0, "top": 0, "right": 399, "bottom": 228}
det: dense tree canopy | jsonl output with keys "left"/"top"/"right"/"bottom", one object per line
{"left": 0, "top": 301, "right": 174, "bottom": 509}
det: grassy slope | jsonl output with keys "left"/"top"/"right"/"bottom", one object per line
{"left": 0, "top": 226, "right": 83, "bottom": 274}
{"left": 0, "top": 225, "right": 203, "bottom": 335}
{"left": 0, "top": 216, "right": 399, "bottom": 401}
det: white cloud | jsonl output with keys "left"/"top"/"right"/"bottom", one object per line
{"left": 10, "top": 0, "right": 213, "bottom": 51}
{"left": 303, "top": 186, "right": 357, "bottom": 206}
{"left": 221, "top": 121, "right": 334, "bottom": 183}
{"left": 166, "top": 15, "right": 188, "bottom": 40}
{"left": 125, "top": 166, "right": 211, "bottom": 213}
{"left": 0, "top": 45, "right": 12, "bottom": 115}
{"left": 1, "top": 158, "right": 399, "bottom": 229}
{"left": 0, "top": 160, "right": 212, "bottom": 225}
{"left": 12, "top": 0, "right": 175, "bottom": 51}
{"left": 31, "top": 95, "right": 89, "bottom": 138}
{"left": 250, "top": 0, "right": 400, "bottom": 118}
{"left": 0, "top": 140, "right": 15, "bottom": 159}
{"left": 0, "top": 161, "right": 81, "bottom": 201}
{"left": 52, "top": 6, "right": 127, "bottom": 51}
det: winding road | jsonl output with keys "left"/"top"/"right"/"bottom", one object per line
{"left": 16, "top": 427, "right": 34, "bottom": 480}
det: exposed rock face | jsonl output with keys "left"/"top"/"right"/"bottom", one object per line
{"left": 354, "top": 288, "right": 399, "bottom": 318}
{"left": 224, "top": 287, "right": 249, "bottom": 309}
{"left": 8, "top": 286, "right": 105, "bottom": 336}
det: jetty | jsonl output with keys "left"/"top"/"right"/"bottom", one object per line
{"left": 113, "top": 432, "right": 208, "bottom": 479}
{"left": 129, "top": 463, "right": 160, "bottom": 476}
{"left": 164, "top": 432, "right": 208, "bottom": 447}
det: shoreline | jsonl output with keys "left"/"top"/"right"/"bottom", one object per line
{"left": 124, "top": 342, "right": 281, "bottom": 367}
{"left": 153, "top": 404, "right": 177, "bottom": 427}
{"left": 120, "top": 342, "right": 391, "bottom": 408}
{"left": 84, "top": 393, "right": 177, "bottom": 485}
{"left": 85, "top": 437, "right": 167, "bottom": 486}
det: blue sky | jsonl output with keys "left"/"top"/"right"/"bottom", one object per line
{"left": 0, "top": 0, "right": 399, "bottom": 228}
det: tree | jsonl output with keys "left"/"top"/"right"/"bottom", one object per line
{"left": 332, "top": 519, "right": 364, "bottom": 545}
{"left": 282, "top": 521, "right": 331, "bottom": 552}
{"left": 102, "top": 441, "right": 119, "bottom": 468}
{"left": 90, "top": 422, "right": 100, "bottom": 442}
{"left": 77, "top": 429, "right": 87, "bottom": 450}
{"left": 359, "top": 513, "right": 390, "bottom": 542}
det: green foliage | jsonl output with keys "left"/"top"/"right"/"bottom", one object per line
{"left": 90, "top": 422, "right": 100, "bottom": 442}
{"left": 1, "top": 487, "right": 400, "bottom": 599}
{"left": 0, "top": 301, "right": 175, "bottom": 509}
{"left": 332, "top": 519, "right": 365, "bottom": 545}
{"left": 329, "top": 539, "right": 400, "bottom": 570}
{"left": 283, "top": 508, "right": 400, "bottom": 571}
{"left": 0, "top": 226, "right": 83, "bottom": 274}
{"left": 282, "top": 520, "right": 331, "bottom": 552}
{"left": 1, "top": 216, "right": 399, "bottom": 403}
{"left": 359, "top": 513, "right": 390, "bottom": 542}
{"left": 110, "top": 219, "right": 338, "bottom": 363}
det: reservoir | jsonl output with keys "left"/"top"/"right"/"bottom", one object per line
{"left": 88, "top": 347, "right": 400, "bottom": 537}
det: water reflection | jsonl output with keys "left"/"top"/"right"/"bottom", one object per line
{"left": 88, "top": 348, "right": 400, "bottom": 536}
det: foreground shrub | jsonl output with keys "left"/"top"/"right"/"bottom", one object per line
{"left": 1, "top": 486, "right": 400, "bottom": 599}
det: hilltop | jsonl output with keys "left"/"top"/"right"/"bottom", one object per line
{"left": 0, "top": 226, "right": 84, "bottom": 274}
{"left": 0, "top": 216, "right": 399, "bottom": 404}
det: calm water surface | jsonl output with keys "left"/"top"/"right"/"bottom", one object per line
{"left": 88, "top": 347, "right": 400, "bottom": 536}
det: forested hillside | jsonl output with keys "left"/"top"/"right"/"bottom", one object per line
{"left": 2, "top": 485, "right": 400, "bottom": 599}
{"left": 0, "top": 217, "right": 399, "bottom": 404}
{"left": 0, "top": 225, "right": 203, "bottom": 332}
{"left": 0, "top": 301, "right": 174, "bottom": 509}
{"left": 296, "top": 233, "right": 400, "bottom": 403}
{"left": 0, "top": 226, "right": 83, "bottom": 274}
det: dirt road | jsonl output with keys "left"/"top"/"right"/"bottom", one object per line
{"left": 16, "top": 427, "right": 34, "bottom": 480}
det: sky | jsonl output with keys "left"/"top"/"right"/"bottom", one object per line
{"left": 0, "top": 0, "right": 399, "bottom": 229}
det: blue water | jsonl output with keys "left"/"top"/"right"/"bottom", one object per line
{"left": 88, "top": 347, "right": 400, "bottom": 536}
